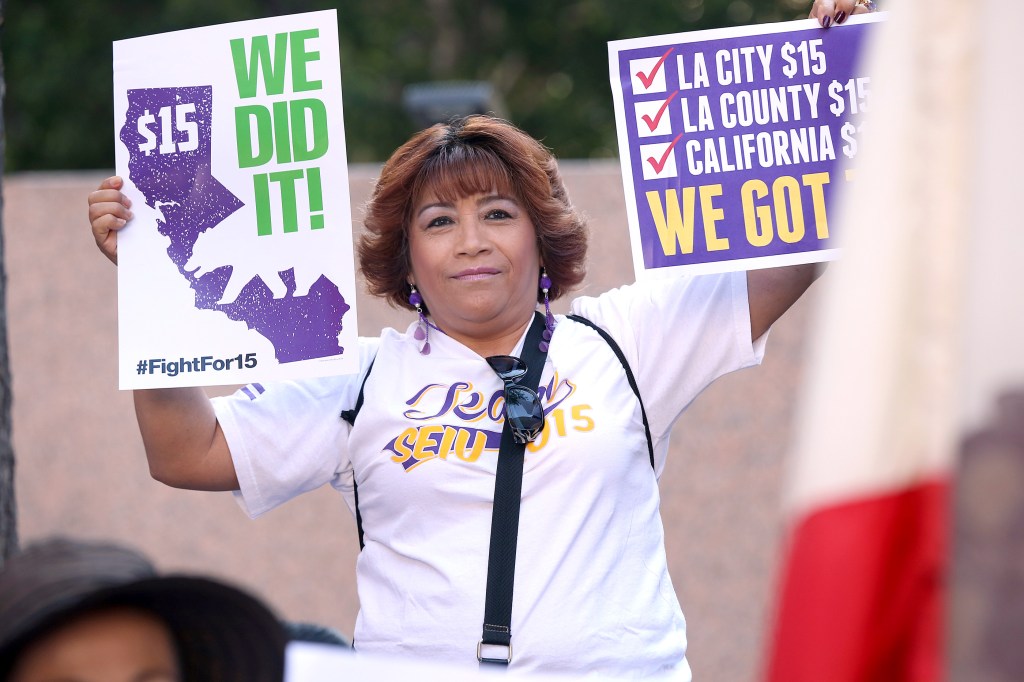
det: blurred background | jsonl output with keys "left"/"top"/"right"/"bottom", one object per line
{"left": 4, "top": 0, "right": 815, "bottom": 171}
{"left": 2, "top": 1, "right": 1024, "bottom": 681}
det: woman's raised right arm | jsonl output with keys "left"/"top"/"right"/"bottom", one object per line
{"left": 90, "top": 176, "right": 240, "bottom": 491}
{"left": 134, "top": 388, "right": 239, "bottom": 491}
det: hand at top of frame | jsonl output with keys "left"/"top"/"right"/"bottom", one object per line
{"left": 809, "top": 0, "right": 878, "bottom": 29}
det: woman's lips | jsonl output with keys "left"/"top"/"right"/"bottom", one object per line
{"left": 452, "top": 267, "right": 501, "bottom": 281}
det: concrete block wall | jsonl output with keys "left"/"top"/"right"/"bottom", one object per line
{"left": 5, "top": 163, "right": 813, "bottom": 680}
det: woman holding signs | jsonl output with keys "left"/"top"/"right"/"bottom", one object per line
{"left": 87, "top": 2, "right": 868, "bottom": 676}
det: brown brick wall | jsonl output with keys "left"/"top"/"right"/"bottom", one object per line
{"left": 6, "top": 164, "right": 814, "bottom": 680}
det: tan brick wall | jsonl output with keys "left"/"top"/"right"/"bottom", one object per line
{"left": 5, "top": 164, "right": 815, "bottom": 680}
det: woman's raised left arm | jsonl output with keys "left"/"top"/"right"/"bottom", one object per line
{"left": 744, "top": 0, "right": 877, "bottom": 337}
{"left": 747, "top": 264, "right": 821, "bottom": 341}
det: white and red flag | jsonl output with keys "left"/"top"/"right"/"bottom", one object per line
{"left": 763, "top": 1, "right": 987, "bottom": 679}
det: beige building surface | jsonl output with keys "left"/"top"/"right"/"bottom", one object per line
{"left": 6, "top": 164, "right": 812, "bottom": 680}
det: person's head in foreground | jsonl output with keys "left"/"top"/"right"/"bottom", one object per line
{"left": 0, "top": 537, "right": 287, "bottom": 682}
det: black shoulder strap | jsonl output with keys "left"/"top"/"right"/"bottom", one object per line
{"left": 479, "top": 311, "right": 548, "bottom": 666}
{"left": 567, "top": 314, "right": 655, "bottom": 470}
{"left": 339, "top": 314, "right": 650, "bottom": 664}
{"left": 340, "top": 313, "right": 656, "bottom": 558}
{"left": 340, "top": 357, "right": 376, "bottom": 551}
{"left": 340, "top": 357, "right": 375, "bottom": 427}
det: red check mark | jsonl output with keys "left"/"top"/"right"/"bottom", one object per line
{"left": 646, "top": 134, "right": 683, "bottom": 175}
{"left": 641, "top": 91, "right": 679, "bottom": 132}
{"left": 635, "top": 47, "right": 674, "bottom": 90}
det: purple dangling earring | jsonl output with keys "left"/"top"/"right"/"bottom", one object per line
{"left": 539, "top": 268, "right": 556, "bottom": 352}
{"left": 409, "top": 284, "right": 434, "bottom": 355}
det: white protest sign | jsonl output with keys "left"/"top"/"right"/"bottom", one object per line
{"left": 114, "top": 10, "right": 358, "bottom": 389}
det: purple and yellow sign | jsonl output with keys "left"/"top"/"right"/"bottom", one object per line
{"left": 113, "top": 10, "right": 359, "bottom": 389}
{"left": 609, "top": 14, "right": 883, "bottom": 279}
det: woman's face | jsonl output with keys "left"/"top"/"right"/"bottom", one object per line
{"left": 408, "top": 189, "right": 541, "bottom": 351}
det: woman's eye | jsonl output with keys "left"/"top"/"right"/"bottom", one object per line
{"left": 426, "top": 215, "right": 453, "bottom": 228}
{"left": 485, "top": 209, "right": 512, "bottom": 220}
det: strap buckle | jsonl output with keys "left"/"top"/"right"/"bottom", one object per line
{"left": 477, "top": 640, "right": 513, "bottom": 665}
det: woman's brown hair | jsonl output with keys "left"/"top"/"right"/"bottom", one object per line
{"left": 359, "top": 115, "right": 588, "bottom": 311}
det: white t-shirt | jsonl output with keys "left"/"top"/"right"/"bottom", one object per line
{"left": 214, "top": 271, "right": 765, "bottom": 679}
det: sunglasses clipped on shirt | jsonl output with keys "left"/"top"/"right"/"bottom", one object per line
{"left": 486, "top": 355, "right": 545, "bottom": 444}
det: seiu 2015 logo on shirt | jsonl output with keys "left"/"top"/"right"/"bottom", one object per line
{"left": 384, "top": 372, "right": 595, "bottom": 471}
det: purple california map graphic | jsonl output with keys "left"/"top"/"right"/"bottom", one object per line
{"left": 120, "top": 86, "right": 349, "bottom": 363}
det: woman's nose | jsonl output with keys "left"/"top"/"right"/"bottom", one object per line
{"left": 456, "top": 216, "right": 490, "bottom": 254}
